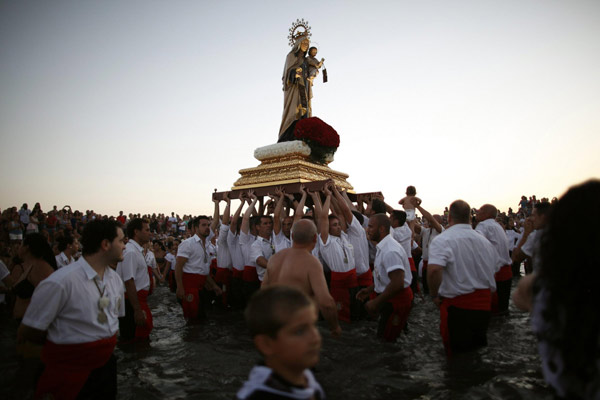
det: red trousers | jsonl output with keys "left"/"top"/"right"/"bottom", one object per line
{"left": 182, "top": 272, "right": 208, "bottom": 320}
{"left": 330, "top": 270, "right": 358, "bottom": 323}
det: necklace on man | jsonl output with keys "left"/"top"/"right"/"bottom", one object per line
{"left": 93, "top": 277, "right": 110, "bottom": 324}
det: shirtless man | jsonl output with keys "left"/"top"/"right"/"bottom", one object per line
{"left": 262, "top": 219, "right": 341, "bottom": 337}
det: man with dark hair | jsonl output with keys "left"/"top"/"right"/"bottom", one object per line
{"left": 175, "top": 216, "right": 222, "bottom": 321}
{"left": 116, "top": 218, "right": 152, "bottom": 343}
{"left": 427, "top": 200, "right": 499, "bottom": 355}
{"left": 314, "top": 185, "right": 359, "bottom": 323}
{"left": 55, "top": 234, "right": 79, "bottom": 269}
{"left": 262, "top": 219, "right": 341, "bottom": 337}
{"left": 390, "top": 210, "right": 418, "bottom": 293}
{"left": 357, "top": 213, "right": 413, "bottom": 342}
{"left": 18, "top": 219, "right": 125, "bottom": 399}
{"left": 512, "top": 201, "right": 550, "bottom": 273}
{"left": 475, "top": 204, "right": 513, "bottom": 315}
{"left": 250, "top": 215, "right": 274, "bottom": 283}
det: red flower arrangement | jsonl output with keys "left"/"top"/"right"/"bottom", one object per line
{"left": 294, "top": 117, "right": 340, "bottom": 164}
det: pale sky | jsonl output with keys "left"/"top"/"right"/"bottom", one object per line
{"left": 1, "top": 0, "right": 599, "bottom": 216}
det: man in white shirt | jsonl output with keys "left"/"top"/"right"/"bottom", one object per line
{"left": 475, "top": 204, "right": 513, "bottom": 315}
{"left": 228, "top": 198, "right": 247, "bottom": 309}
{"left": 428, "top": 200, "right": 499, "bottom": 355}
{"left": 175, "top": 216, "right": 222, "bottom": 321}
{"left": 512, "top": 201, "right": 550, "bottom": 274}
{"left": 316, "top": 185, "right": 359, "bottom": 323}
{"left": 412, "top": 201, "right": 444, "bottom": 295}
{"left": 390, "top": 210, "right": 418, "bottom": 293}
{"left": 55, "top": 234, "right": 79, "bottom": 269}
{"left": 356, "top": 213, "right": 413, "bottom": 342}
{"left": 251, "top": 215, "right": 275, "bottom": 283}
{"left": 240, "top": 194, "right": 260, "bottom": 302}
{"left": 18, "top": 219, "right": 126, "bottom": 399}
{"left": 213, "top": 197, "right": 233, "bottom": 308}
{"left": 116, "top": 218, "right": 152, "bottom": 343}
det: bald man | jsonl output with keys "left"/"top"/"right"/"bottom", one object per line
{"left": 262, "top": 219, "right": 341, "bottom": 337}
{"left": 428, "top": 200, "right": 499, "bottom": 355}
{"left": 475, "top": 204, "right": 513, "bottom": 315}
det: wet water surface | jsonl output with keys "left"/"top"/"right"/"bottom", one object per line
{"left": 1, "top": 280, "right": 553, "bottom": 399}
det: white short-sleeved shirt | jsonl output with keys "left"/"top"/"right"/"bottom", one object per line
{"left": 239, "top": 231, "right": 257, "bottom": 267}
{"left": 217, "top": 224, "right": 232, "bottom": 269}
{"left": 428, "top": 224, "right": 498, "bottom": 298}
{"left": 22, "top": 258, "right": 125, "bottom": 344}
{"left": 144, "top": 250, "right": 157, "bottom": 270}
{"left": 274, "top": 230, "right": 292, "bottom": 253}
{"left": 475, "top": 218, "right": 512, "bottom": 267}
{"left": 116, "top": 240, "right": 150, "bottom": 291}
{"left": 521, "top": 229, "right": 541, "bottom": 271}
{"left": 319, "top": 232, "right": 356, "bottom": 273}
{"left": 421, "top": 226, "right": 444, "bottom": 261}
{"left": 177, "top": 233, "right": 214, "bottom": 275}
{"left": 391, "top": 224, "right": 412, "bottom": 260}
{"left": 55, "top": 252, "right": 74, "bottom": 269}
{"left": 505, "top": 229, "right": 521, "bottom": 251}
{"left": 165, "top": 252, "right": 176, "bottom": 271}
{"left": 373, "top": 234, "right": 412, "bottom": 293}
{"left": 346, "top": 216, "right": 370, "bottom": 275}
{"left": 227, "top": 230, "right": 245, "bottom": 271}
{"left": 250, "top": 236, "right": 275, "bottom": 281}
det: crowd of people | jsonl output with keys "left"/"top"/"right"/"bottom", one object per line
{"left": 0, "top": 180, "right": 597, "bottom": 400}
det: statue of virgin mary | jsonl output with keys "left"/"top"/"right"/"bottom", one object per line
{"left": 278, "top": 30, "right": 312, "bottom": 142}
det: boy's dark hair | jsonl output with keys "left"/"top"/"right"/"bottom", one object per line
{"left": 127, "top": 217, "right": 146, "bottom": 239}
{"left": 245, "top": 286, "right": 313, "bottom": 338}
{"left": 372, "top": 198, "right": 386, "bottom": 214}
{"left": 81, "top": 220, "right": 122, "bottom": 256}
{"left": 309, "top": 46, "right": 317, "bottom": 53}
{"left": 406, "top": 186, "right": 416, "bottom": 196}
{"left": 391, "top": 210, "right": 407, "bottom": 226}
{"left": 57, "top": 234, "right": 75, "bottom": 252}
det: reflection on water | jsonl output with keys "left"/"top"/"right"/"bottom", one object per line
{"left": 0, "top": 280, "right": 553, "bottom": 399}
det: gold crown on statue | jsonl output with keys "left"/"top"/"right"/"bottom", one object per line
{"left": 288, "top": 18, "right": 312, "bottom": 47}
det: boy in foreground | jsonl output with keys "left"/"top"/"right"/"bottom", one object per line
{"left": 237, "top": 285, "right": 326, "bottom": 400}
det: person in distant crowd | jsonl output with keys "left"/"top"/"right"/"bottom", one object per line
{"left": 164, "top": 239, "right": 179, "bottom": 292}
{"left": 512, "top": 179, "right": 600, "bottom": 399}
{"left": 174, "top": 216, "right": 222, "bottom": 321}
{"left": 18, "top": 219, "right": 126, "bottom": 400}
{"left": 475, "top": 204, "right": 513, "bottom": 315}
{"left": 357, "top": 213, "right": 413, "bottom": 342}
{"left": 116, "top": 218, "right": 152, "bottom": 343}
{"left": 19, "top": 203, "right": 31, "bottom": 232}
{"left": 314, "top": 184, "right": 359, "bottom": 322}
{"left": 427, "top": 200, "right": 499, "bottom": 355}
{"left": 237, "top": 286, "right": 326, "bottom": 400}
{"left": 55, "top": 234, "right": 79, "bottom": 269}
{"left": 511, "top": 201, "right": 551, "bottom": 274}
{"left": 116, "top": 211, "right": 126, "bottom": 225}
{"left": 412, "top": 199, "right": 444, "bottom": 295}
{"left": 262, "top": 219, "right": 341, "bottom": 337}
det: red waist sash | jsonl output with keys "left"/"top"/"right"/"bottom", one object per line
{"left": 494, "top": 264, "right": 512, "bottom": 281}
{"left": 408, "top": 257, "right": 416, "bottom": 272}
{"left": 232, "top": 268, "right": 244, "bottom": 279}
{"left": 330, "top": 270, "right": 358, "bottom": 323}
{"left": 440, "top": 289, "right": 491, "bottom": 356}
{"left": 35, "top": 335, "right": 117, "bottom": 400}
{"left": 136, "top": 289, "right": 153, "bottom": 339}
{"left": 382, "top": 286, "right": 414, "bottom": 342}
{"left": 242, "top": 265, "right": 258, "bottom": 282}
{"left": 182, "top": 272, "right": 208, "bottom": 320}
{"left": 357, "top": 269, "right": 373, "bottom": 287}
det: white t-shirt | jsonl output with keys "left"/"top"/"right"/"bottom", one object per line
{"left": 373, "top": 234, "right": 412, "bottom": 293}
{"left": 391, "top": 224, "right": 412, "bottom": 260}
{"left": 274, "top": 230, "right": 292, "bottom": 253}
{"left": 521, "top": 229, "right": 541, "bottom": 271}
{"left": 319, "top": 232, "right": 356, "bottom": 273}
{"left": 428, "top": 224, "right": 499, "bottom": 298}
{"left": 22, "top": 258, "right": 125, "bottom": 344}
{"left": 116, "top": 240, "right": 150, "bottom": 291}
{"left": 239, "top": 231, "right": 257, "bottom": 267}
{"left": 217, "top": 224, "right": 232, "bottom": 269}
{"left": 165, "top": 252, "right": 176, "bottom": 271}
{"left": 421, "top": 226, "right": 444, "bottom": 261}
